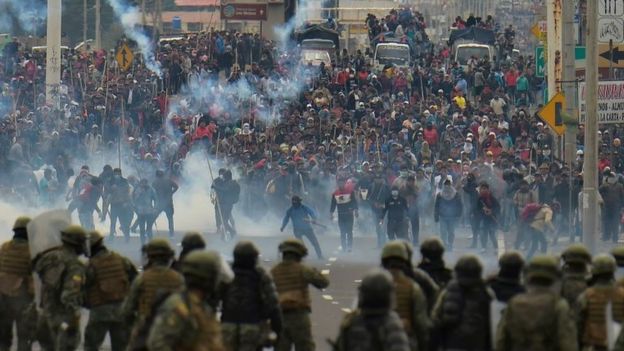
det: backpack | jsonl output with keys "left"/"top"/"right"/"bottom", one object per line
{"left": 520, "top": 203, "right": 542, "bottom": 222}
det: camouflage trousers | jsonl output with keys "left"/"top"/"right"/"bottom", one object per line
{"left": 0, "top": 294, "right": 35, "bottom": 351}
{"left": 275, "top": 310, "right": 314, "bottom": 351}
{"left": 37, "top": 312, "right": 80, "bottom": 351}
{"left": 221, "top": 323, "right": 262, "bottom": 351}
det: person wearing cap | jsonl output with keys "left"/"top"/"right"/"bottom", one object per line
{"left": 578, "top": 254, "right": 624, "bottom": 350}
{"left": 536, "top": 162, "right": 554, "bottom": 204}
{"left": 34, "top": 225, "right": 89, "bottom": 351}
{"left": 281, "top": 196, "right": 323, "bottom": 259}
{"left": 0, "top": 217, "right": 34, "bottom": 351}
{"left": 84, "top": 231, "right": 138, "bottom": 351}
{"left": 271, "top": 239, "right": 329, "bottom": 351}
{"left": 495, "top": 255, "right": 577, "bottom": 351}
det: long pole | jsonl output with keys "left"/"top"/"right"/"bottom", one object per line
{"left": 83, "top": 0, "right": 88, "bottom": 46}
{"left": 95, "top": 0, "right": 101, "bottom": 49}
{"left": 562, "top": 0, "right": 577, "bottom": 238}
{"left": 45, "top": 0, "right": 62, "bottom": 106}
{"left": 583, "top": 0, "right": 598, "bottom": 253}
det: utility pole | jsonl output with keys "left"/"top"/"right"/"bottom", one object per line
{"left": 95, "top": 0, "right": 101, "bottom": 49}
{"left": 583, "top": 0, "right": 598, "bottom": 253}
{"left": 46, "top": 0, "right": 62, "bottom": 106}
{"left": 562, "top": 0, "right": 576, "bottom": 166}
{"left": 83, "top": 0, "right": 88, "bottom": 46}
{"left": 141, "top": 0, "right": 146, "bottom": 26}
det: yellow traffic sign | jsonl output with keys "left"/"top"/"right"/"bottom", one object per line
{"left": 116, "top": 43, "right": 134, "bottom": 72}
{"left": 538, "top": 92, "right": 566, "bottom": 136}
{"left": 598, "top": 44, "right": 624, "bottom": 68}
{"left": 531, "top": 20, "right": 547, "bottom": 40}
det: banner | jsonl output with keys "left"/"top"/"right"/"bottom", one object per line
{"left": 579, "top": 80, "right": 624, "bottom": 124}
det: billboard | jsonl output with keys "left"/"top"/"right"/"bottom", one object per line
{"left": 220, "top": 3, "right": 267, "bottom": 20}
{"left": 579, "top": 80, "right": 624, "bottom": 124}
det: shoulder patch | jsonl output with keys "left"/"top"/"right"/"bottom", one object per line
{"left": 174, "top": 301, "right": 190, "bottom": 318}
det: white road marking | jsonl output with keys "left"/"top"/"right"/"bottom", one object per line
{"left": 322, "top": 295, "right": 334, "bottom": 300}
{"left": 329, "top": 257, "right": 337, "bottom": 262}
{"left": 321, "top": 269, "right": 330, "bottom": 275}
{"left": 341, "top": 308, "right": 352, "bottom": 313}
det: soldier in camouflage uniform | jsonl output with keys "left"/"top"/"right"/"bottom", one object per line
{"left": 0, "top": 217, "right": 34, "bottom": 351}
{"left": 83, "top": 231, "right": 138, "bottom": 351}
{"left": 271, "top": 238, "right": 329, "bottom": 351}
{"left": 221, "top": 241, "right": 282, "bottom": 351}
{"left": 560, "top": 244, "right": 591, "bottom": 311}
{"left": 486, "top": 251, "right": 525, "bottom": 303}
{"left": 495, "top": 255, "right": 578, "bottom": 351}
{"left": 122, "top": 238, "right": 184, "bottom": 350}
{"left": 171, "top": 231, "right": 205, "bottom": 272}
{"left": 381, "top": 241, "right": 430, "bottom": 351}
{"left": 401, "top": 241, "right": 440, "bottom": 313}
{"left": 33, "top": 225, "right": 88, "bottom": 351}
{"left": 611, "top": 246, "right": 624, "bottom": 283}
{"left": 417, "top": 237, "right": 452, "bottom": 288}
{"left": 147, "top": 250, "right": 226, "bottom": 351}
{"left": 333, "top": 269, "right": 410, "bottom": 351}
{"left": 431, "top": 255, "right": 492, "bottom": 351}
{"left": 577, "top": 254, "right": 624, "bottom": 351}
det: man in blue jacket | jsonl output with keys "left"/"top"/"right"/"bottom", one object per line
{"left": 281, "top": 196, "right": 323, "bottom": 259}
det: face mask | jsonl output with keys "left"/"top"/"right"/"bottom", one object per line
{"left": 114, "top": 174, "right": 121, "bottom": 179}
{"left": 543, "top": 150, "right": 551, "bottom": 156}
{"left": 391, "top": 190, "right": 399, "bottom": 198}
{"left": 292, "top": 201, "right": 301, "bottom": 207}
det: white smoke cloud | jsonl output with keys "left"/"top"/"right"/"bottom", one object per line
{"left": 0, "top": 0, "right": 46, "bottom": 33}
{"left": 105, "top": 0, "right": 162, "bottom": 77}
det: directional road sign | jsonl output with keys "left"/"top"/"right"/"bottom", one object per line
{"left": 536, "top": 46, "right": 585, "bottom": 78}
{"left": 598, "top": 44, "right": 624, "bottom": 68}
{"left": 116, "top": 43, "right": 134, "bottom": 72}
{"left": 538, "top": 92, "right": 566, "bottom": 136}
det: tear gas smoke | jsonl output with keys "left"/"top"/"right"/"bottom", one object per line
{"left": 105, "top": 0, "right": 162, "bottom": 77}
{"left": 0, "top": 0, "right": 46, "bottom": 33}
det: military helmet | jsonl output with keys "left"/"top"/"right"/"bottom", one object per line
{"left": 420, "top": 237, "right": 445, "bottom": 258}
{"left": 358, "top": 268, "right": 394, "bottom": 310}
{"left": 592, "top": 254, "right": 617, "bottom": 275}
{"left": 233, "top": 240, "right": 259, "bottom": 259}
{"left": 526, "top": 255, "right": 560, "bottom": 282}
{"left": 499, "top": 251, "right": 525, "bottom": 270}
{"left": 181, "top": 250, "right": 222, "bottom": 282}
{"left": 144, "top": 238, "right": 174, "bottom": 259}
{"left": 88, "top": 230, "right": 104, "bottom": 247}
{"left": 454, "top": 255, "right": 483, "bottom": 284}
{"left": 181, "top": 232, "right": 206, "bottom": 250}
{"left": 60, "top": 225, "right": 87, "bottom": 246}
{"left": 561, "top": 244, "right": 591, "bottom": 264}
{"left": 611, "top": 246, "right": 624, "bottom": 267}
{"left": 278, "top": 238, "right": 308, "bottom": 257}
{"left": 13, "top": 216, "right": 31, "bottom": 230}
{"left": 381, "top": 241, "right": 410, "bottom": 261}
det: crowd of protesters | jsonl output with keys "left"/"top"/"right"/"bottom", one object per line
{"left": 0, "top": 4, "right": 623, "bottom": 256}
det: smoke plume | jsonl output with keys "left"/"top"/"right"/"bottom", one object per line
{"left": 105, "top": 0, "right": 162, "bottom": 77}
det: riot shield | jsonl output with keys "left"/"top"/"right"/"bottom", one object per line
{"left": 490, "top": 300, "right": 506, "bottom": 347}
{"left": 27, "top": 209, "right": 71, "bottom": 308}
